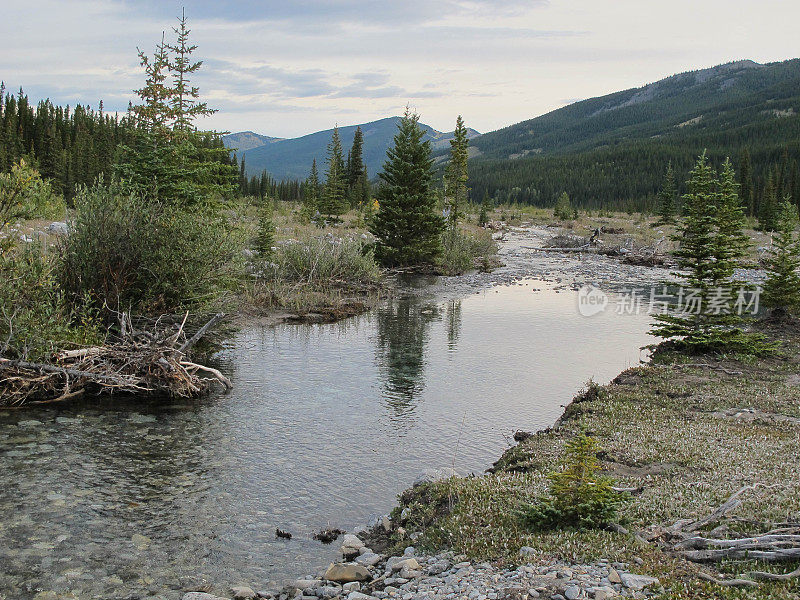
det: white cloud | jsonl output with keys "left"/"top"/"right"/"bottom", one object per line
{"left": 1, "top": 0, "right": 798, "bottom": 137}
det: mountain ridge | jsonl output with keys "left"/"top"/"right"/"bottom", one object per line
{"left": 225, "top": 117, "right": 480, "bottom": 180}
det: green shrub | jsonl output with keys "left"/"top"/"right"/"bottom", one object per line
{"left": 59, "top": 182, "right": 243, "bottom": 315}
{"left": 0, "top": 245, "right": 102, "bottom": 360}
{"left": 553, "top": 192, "right": 576, "bottom": 221}
{"left": 0, "top": 160, "right": 63, "bottom": 252}
{"left": 519, "top": 433, "right": 626, "bottom": 531}
{"left": 263, "top": 236, "right": 380, "bottom": 285}
{"left": 438, "top": 229, "right": 498, "bottom": 275}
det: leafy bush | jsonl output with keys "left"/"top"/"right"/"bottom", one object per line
{"left": 0, "top": 245, "right": 102, "bottom": 360}
{"left": 519, "top": 433, "right": 626, "bottom": 531}
{"left": 0, "top": 160, "right": 63, "bottom": 251}
{"left": 553, "top": 192, "right": 576, "bottom": 221}
{"left": 59, "top": 183, "right": 243, "bottom": 315}
{"left": 262, "top": 236, "right": 380, "bottom": 285}
{"left": 439, "top": 229, "right": 498, "bottom": 275}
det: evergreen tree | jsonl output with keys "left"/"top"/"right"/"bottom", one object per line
{"left": 301, "top": 158, "right": 321, "bottom": 221}
{"left": 715, "top": 158, "right": 750, "bottom": 274}
{"left": 318, "top": 127, "right": 347, "bottom": 222}
{"left": 445, "top": 115, "right": 469, "bottom": 230}
{"left": 115, "top": 17, "right": 236, "bottom": 207}
{"left": 654, "top": 162, "right": 677, "bottom": 225}
{"left": 763, "top": 198, "right": 800, "bottom": 315}
{"left": 478, "top": 190, "right": 492, "bottom": 226}
{"left": 345, "top": 126, "right": 365, "bottom": 208}
{"left": 651, "top": 152, "right": 757, "bottom": 353}
{"left": 255, "top": 200, "right": 276, "bottom": 257}
{"left": 759, "top": 171, "right": 779, "bottom": 231}
{"left": 739, "top": 148, "right": 753, "bottom": 216}
{"left": 553, "top": 191, "right": 573, "bottom": 220}
{"left": 370, "top": 109, "right": 444, "bottom": 267}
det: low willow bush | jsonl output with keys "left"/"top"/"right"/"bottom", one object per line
{"left": 59, "top": 183, "right": 243, "bottom": 315}
{"left": 247, "top": 236, "right": 381, "bottom": 312}
{"left": 439, "top": 229, "right": 498, "bottom": 275}
{"left": 0, "top": 244, "right": 102, "bottom": 360}
{"left": 264, "top": 236, "right": 380, "bottom": 285}
{"left": 518, "top": 433, "right": 626, "bottom": 531}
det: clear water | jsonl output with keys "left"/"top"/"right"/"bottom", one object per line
{"left": 0, "top": 279, "right": 653, "bottom": 600}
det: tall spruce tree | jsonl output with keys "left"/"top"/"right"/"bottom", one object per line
{"left": 478, "top": 190, "right": 492, "bottom": 226}
{"left": 715, "top": 158, "right": 750, "bottom": 275}
{"left": 654, "top": 162, "right": 677, "bottom": 226}
{"left": 763, "top": 198, "right": 800, "bottom": 315}
{"left": 759, "top": 171, "right": 779, "bottom": 231}
{"left": 370, "top": 109, "right": 444, "bottom": 267}
{"left": 345, "top": 126, "right": 365, "bottom": 208}
{"left": 651, "top": 153, "right": 757, "bottom": 353}
{"left": 115, "top": 16, "right": 235, "bottom": 207}
{"left": 318, "top": 127, "right": 347, "bottom": 222}
{"left": 302, "top": 158, "right": 321, "bottom": 221}
{"left": 445, "top": 115, "right": 469, "bottom": 230}
{"left": 739, "top": 148, "right": 754, "bottom": 216}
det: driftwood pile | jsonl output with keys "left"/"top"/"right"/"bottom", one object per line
{"left": 645, "top": 484, "right": 800, "bottom": 586}
{"left": 0, "top": 312, "right": 232, "bottom": 407}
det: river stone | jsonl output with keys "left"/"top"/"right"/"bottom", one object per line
{"left": 619, "top": 573, "right": 659, "bottom": 590}
{"left": 564, "top": 585, "right": 580, "bottom": 600}
{"left": 355, "top": 552, "right": 381, "bottom": 567}
{"left": 294, "top": 580, "right": 319, "bottom": 591}
{"left": 390, "top": 558, "right": 420, "bottom": 573}
{"left": 346, "top": 593, "right": 373, "bottom": 600}
{"left": 182, "top": 594, "right": 226, "bottom": 600}
{"left": 231, "top": 586, "right": 257, "bottom": 599}
{"left": 607, "top": 569, "right": 621, "bottom": 584}
{"left": 323, "top": 563, "right": 371, "bottom": 583}
{"left": 342, "top": 582, "right": 361, "bottom": 592}
{"left": 341, "top": 534, "right": 365, "bottom": 549}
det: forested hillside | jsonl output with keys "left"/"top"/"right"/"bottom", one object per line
{"left": 466, "top": 59, "right": 800, "bottom": 210}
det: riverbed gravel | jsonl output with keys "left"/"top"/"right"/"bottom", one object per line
{"left": 183, "top": 537, "right": 661, "bottom": 600}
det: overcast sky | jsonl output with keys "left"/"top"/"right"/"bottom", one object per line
{"left": 2, "top": 0, "right": 798, "bottom": 138}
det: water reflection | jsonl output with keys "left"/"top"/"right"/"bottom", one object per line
{"left": 375, "top": 298, "right": 441, "bottom": 419}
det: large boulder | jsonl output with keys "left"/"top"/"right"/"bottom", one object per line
{"left": 323, "top": 563, "right": 372, "bottom": 583}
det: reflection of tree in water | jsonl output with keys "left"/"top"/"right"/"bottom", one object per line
{"left": 375, "top": 297, "right": 440, "bottom": 420}
{"left": 445, "top": 300, "right": 462, "bottom": 351}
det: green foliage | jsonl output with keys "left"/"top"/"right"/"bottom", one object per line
{"left": 758, "top": 171, "right": 780, "bottom": 231}
{"left": 0, "top": 85, "right": 126, "bottom": 202}
{"left": 0, "top": 160, "right": 60, "bottom": 246}
{"left": 262, "top": 236, "right": 380, "bottom": 285}
{"left": 553, "top": 191, "right": 574, "bottom": 220}
{"left": 445, "top": 115, "right": 469, "bottom": 229}
{"left": 519, "top": 433, "right": 626, "bottom": 531}
{"left": 115, "top": 17, "right": 237, "bottom": 208}
{"left": 439, "top": 229, "right": 497, "bottom": 276}
{"left": 651, "top": 153, "right": 769, "bottom": 354}
{"left": 763, "top": 199, "right": 800, "bottom": 313}
{"left": 654, "top": 162, "right": 677, "bottom": 225}
{"left": 59, "top": 183, "right": 242, "bottom": 315}
{"left": 318, "top": 127, "right": 348, "bottom": 222}
{"left": 255, "top": 201, "right": 276, "bottom": 257}
{"left": 370, "top": 109, "right": 445, "bottom": 267}
{"left": 0, "top": 245, "right": 102, "bottom": 361}
{"left": 478, "top": 191, "right": 492, "bottom": 226}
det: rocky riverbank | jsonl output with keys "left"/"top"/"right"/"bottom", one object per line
{"left": 180, "top": 534, "right": 661, "bottom": 600}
